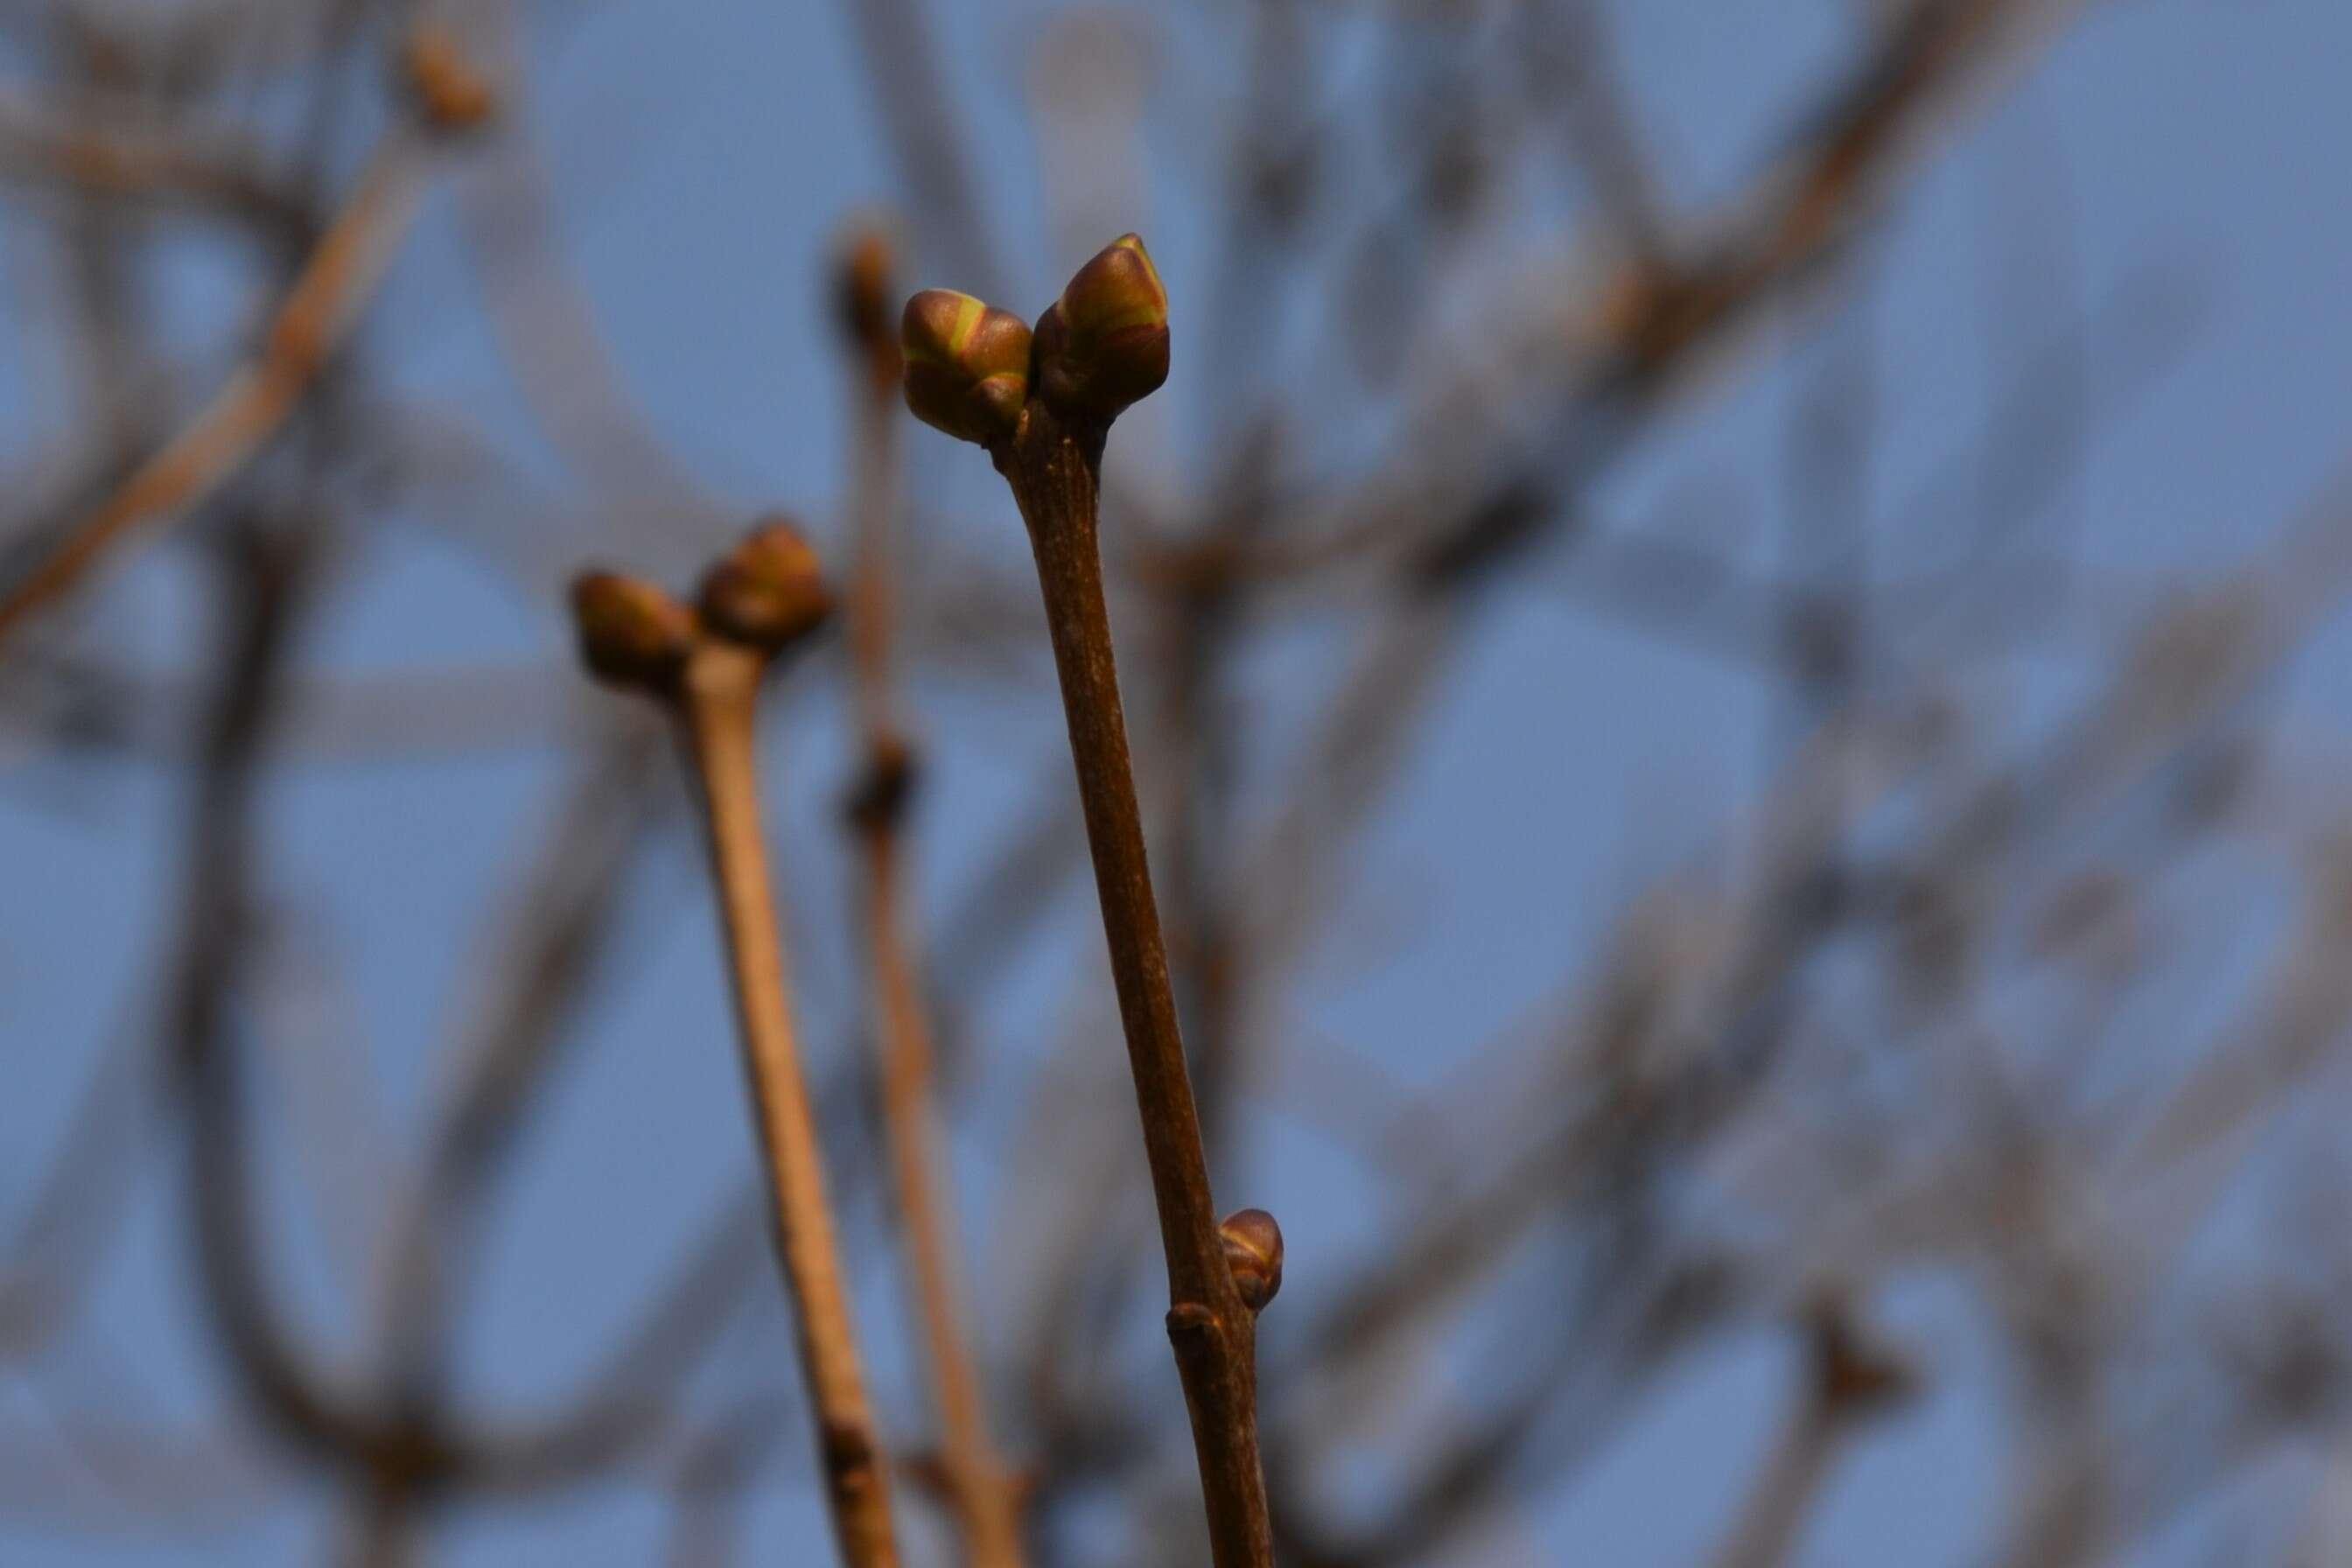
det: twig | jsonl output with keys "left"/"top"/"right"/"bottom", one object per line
{"left": 1004, "top": 402, "right": 1273, "bottom": 1565}
{"left": 899, "top": 239, "right": 1278, "bottom": 1562}
{"left": 679, "top": 637, "right": 901, "bottom": 1568}
{"left": 836, "top": 228, "right": 1029, "bottom": 1568}
{"left": 0, "top": 88, "right": 302, "bottom": 231}
{"left": 838, "top": 0, "right": 1009, "bottom": 303}
{"left": 0, "top": 134, "right": 427, "bottom": 651}
{"left": 570, "top": 541, "right": 904, "bottom": 1567}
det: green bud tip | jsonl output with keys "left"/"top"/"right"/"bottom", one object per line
{"left": 570, "top": 570, "right": 694, "bottom": 692}
{"left": 696, "top": 518, "right": 833, "bottom": 652}
{"left": 1035, "top": 233, "right": 1170, "bottom": 423}
{"left": 900, "top": 289, "right": 1032, "bottom": 445}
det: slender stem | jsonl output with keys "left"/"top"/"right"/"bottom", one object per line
{"left": 845, "top": 353, "right": 902, "bottom": 741}
{"left": 348, "top": 1475, "right": 423, "bottom": 1568}
{"left": 1706, "top": 1402, "right": 1840, "bottom": 1568}
{"left": 859, "top": 823, "right": 1029, "bottom": 1566}
{"left": 844, "top": 342, "right": 1028, "bottom": 1568}
{"left": 992, "top": 402, "right": 1272, "bottom": 1567}
{"left": 676, "top": 639, "right": 900, "bottom": 1568}
{"left": 0, "top": 135, "right": 427, "bottom": 651}
{"left": 1710, "top": 1306, "right": 1907, "bottom": 1568}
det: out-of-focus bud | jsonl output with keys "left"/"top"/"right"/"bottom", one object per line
{"left": 1033, "top": 233, "right": 1168, "bottom": 423}
{"left": 845, "top": 731, "right": 920, "bottom": 834}
{"left": 400, "top": 24, "right": 497, "bottom": 133}
{"left": 697, "top": 518, "right": 832, "bottom": 653}
{"left": 1219, "top": 1208, "right": 1284, "bottom": 1313}
{"left": 1805, "top": 1298, "right": 1915, "bottom": 1418}
{"left": 570, "top": 570, "right": 694, "bottom": 692}
{"left": 901, "top": 290, "right": 1032, "bottom": 445}
{"left": 836, "top": 223, "right": 897, "bottom": 360}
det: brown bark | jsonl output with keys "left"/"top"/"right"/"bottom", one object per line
{"left": 678, "top": 640, "right": 900, "bottom": 1568}
{"left": 993, "top": 402, "right": 1273, "bottom": 1567}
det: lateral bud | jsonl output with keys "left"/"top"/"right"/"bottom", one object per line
{"left": 1034, "top": 233, "right": 1168, "bottom": 424}
{"left": 570, "top": 570, "right": 694, "bottom": 693}
{"left": 1218, "top": 1208, "right": 1284, "bottom": 1313}
{"left": 400, "top": 24, "right": 498, "bottom": 133}
{"left": 835, "top": 222, "right": 898, "bottom": 364}
{"left": 845, "top": 731, "right": 920, "bottom": 834}
{"left": 901, "top": 290, "right": 1032, "bottom": 445}
{"left": 697, "top": 518, "right": 833, "bottom": 653}
{"left": 1804, "top": 1298, "right": 1914, "bottom": 1418}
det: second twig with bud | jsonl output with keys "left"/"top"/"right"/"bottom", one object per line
{"left": 570, "top": 523, "right": 901, "bottom": 1568}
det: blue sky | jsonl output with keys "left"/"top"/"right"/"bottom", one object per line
{"left": 5, "top": 0, "right": 2352, "bottom": 1562}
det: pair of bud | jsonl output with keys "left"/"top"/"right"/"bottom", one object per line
{"left": 900, "top": 234, "right": 1170, "bottom": 445}
{"left": 570, "top": 519, "right": 831, "bottom": 693}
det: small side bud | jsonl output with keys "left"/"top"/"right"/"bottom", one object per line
{"left": 835, "top": 223, "right": 897, "bottom": 360}
{"left": 1219, "top": 1208, "right": 1284, "bottom": 1313}
{"left": 901, "top": 290, "right": 1032, "bottom": 445}
{"left": 570, "top": 570, "right": 694, "bottom": 692}
{"left": 1034, "top": 233, "right": 1168, "bottom": 424}
{"left": 1805, "top": 1298, "right": 1914, "bottom": 1418}
{"left": 399, "top": 24, "right": 497, "bottom": 133}
{"left": 845, "top": 732, "right": 920, "bottom": 834}
{"left": 697, "top": 518, "right": 832, "bottom": 653}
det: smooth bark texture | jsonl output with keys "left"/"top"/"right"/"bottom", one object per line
{"left": 992, "top": 402, "right": 1273, "bottom": 1567}
{"left": 678, "top": 640, "right": 900, "bottom": 1568}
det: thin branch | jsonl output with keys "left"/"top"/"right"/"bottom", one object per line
{"left": 0, "top": 132, "right": 428, "bottom": 650}
{"left": 838, "top": 234, "right": 1028, "bottom": 1568}
{"left": 838, "top": 0, "right": 1008, "bottom": 301}
{"left": 990, "top": 398, "right": 1273, "bottom": 1566}
{"left": 677, "top": 634, "right": 902, "bottom": 1568}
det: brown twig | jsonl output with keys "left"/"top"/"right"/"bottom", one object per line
{"left": 0, "top": 133, "right": 426, "bottom": 651}
{"left": 837, "top": 230, "right": 1029, "bottom": 1568}
{"left": 0, "top": 88, "right": 303, "bottom": 231}
{"left": 1707, "top": 1302, "right": 1914, "bottom": 1568}
{"left": 838, "top": 0, "right": 1009, "bottom": 304}
{"left": 900, "top": 234, "right": 1276, "bottom": 1561}
{"left": 990, "top": 398, "right": 1274, "bottom": 1566}
{"left": 674, "top": 633, "right": 902, "bottom": 1568}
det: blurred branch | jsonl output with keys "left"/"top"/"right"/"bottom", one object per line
{"left": 840, "top": 0, "right": 1009, "bottom": 299}
{"left": 836, "top": 227, "right": 1030, "bottom": 1566}
{"left": 0, "top": 131, "right": 430, "bottom": 650}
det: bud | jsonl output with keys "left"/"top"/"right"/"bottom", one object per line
{"left": 697, "top": 518, "right": 832, "bottom": 652}
{"left": 845, "top": 731, "right": 919, "bottom": 834}
{"left": 570, "top": 570, "right": 694, "bottom": 692}
{"left": 1805, "top": 1299, "right": 1914, "bottom": 1418}
{"left": 1219, "top": 1208, "right": 1283, "bottom": 1313}
{"left": 835, "top": 222, "right": 896, "bottom": 359}
{"left": 901, "top": 290, "right": 1032, "bottom": 445}
{"left": 400, "top": 24, "right": 497, "bottom": 132}
{"left": 1033, "top": 234, "right": 1168, "bottom": 423}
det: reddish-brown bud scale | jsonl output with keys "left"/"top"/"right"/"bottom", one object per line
{"left": 697, "top": 518, "right": 832, "bottom": 652}
{"left": 900, "top": 290, "right": 1032, "bottom": 445}
{"left": 1218, "top": 1208, "right": 1284, "bottom": 1313}
{"left": 1035, "top": 233, "right": 1169, "bottom": 424}
{"left": 570, "top": 570, "right": 694, "bottom": 692}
